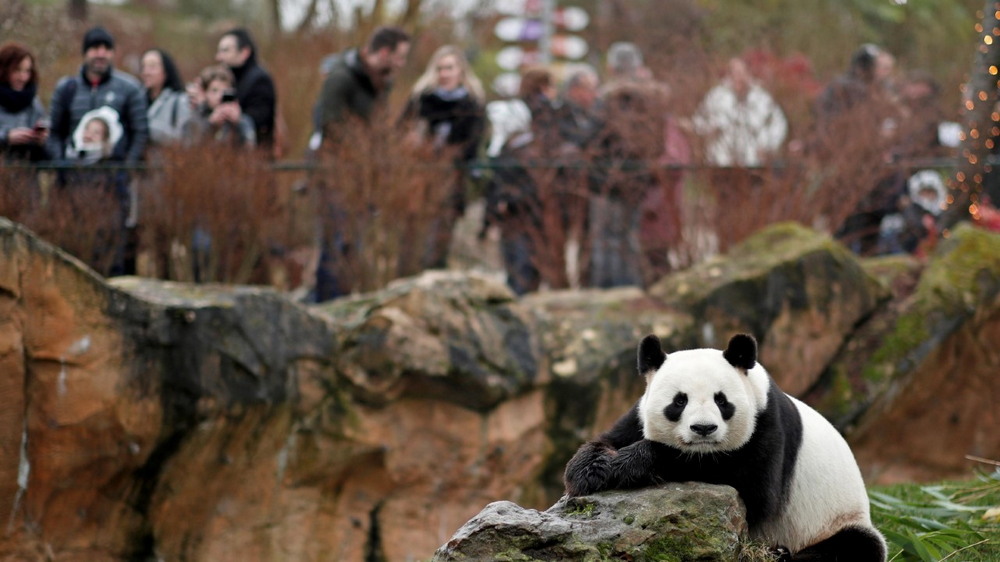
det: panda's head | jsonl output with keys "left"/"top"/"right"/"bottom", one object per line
{"left": 636, "top": 334, "right": 770, "bottom": 453}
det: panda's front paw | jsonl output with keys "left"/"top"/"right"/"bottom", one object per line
{"left": 564, "top": 441, "right": 617, "bottom": 496}
{"left": 771, "top": 545, "right": 792, "bottom": 562}
{"left": 612, "top": 439, "right": 658, "bottom": 488}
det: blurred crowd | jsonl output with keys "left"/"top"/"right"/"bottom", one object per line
{"left": 0, "top": 25, "right": 968, "bottom": 300}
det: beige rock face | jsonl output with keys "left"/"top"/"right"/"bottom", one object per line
{"left": 1, "top": 217, "right": 999, "bottom": 560}
{"left": 0, "top": 219, "right": 559, "bottom": 562}
{"left": 0, "top": 222, "right": 162, "bottom": 559}
{"left": 852, "top": 318, "right": 1000, "bottom": 483}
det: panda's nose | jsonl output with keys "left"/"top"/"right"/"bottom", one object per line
{"left": 691, "top": 424, "right": 718, "bottom": 437}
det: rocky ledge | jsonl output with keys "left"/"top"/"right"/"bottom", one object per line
{"left": 1, "top": 217, "right": 998, "bottom": 561}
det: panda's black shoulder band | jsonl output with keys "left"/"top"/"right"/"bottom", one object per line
{"left": 723, "top": 334, "right": 757, "bottom": 371}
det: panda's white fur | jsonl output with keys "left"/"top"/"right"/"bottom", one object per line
{"left": 760, "top": 395, "right": 876, "bottom": 551}
{"left": 639, "top": 342, "right": 880, "bottom": 554}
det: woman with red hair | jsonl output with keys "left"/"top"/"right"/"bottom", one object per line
{"left": 0, "top": 41, "right": 48, "bottom": 162}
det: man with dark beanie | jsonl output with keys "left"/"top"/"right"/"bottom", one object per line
{"left": 48, "top": 26, "right": 148, "bottom": 165}
{"left": 215, "top": 28, "right": 276, "bottom": 151}
{"left": 46, "top": 25, "right": 148, "bottom": 276}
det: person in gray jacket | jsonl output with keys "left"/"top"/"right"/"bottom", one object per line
{"left": 0, "top": 41, "right": 49, "bottom": 163}
{"left": 183, "top": 64, "right": 256, "bottom": 149}
{"left": 0, "top": 41, "right": 49, "bottom": 211}
{"left": 140, "top": 47, "right": 191, "bottom": 148}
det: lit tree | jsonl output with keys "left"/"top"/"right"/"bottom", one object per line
{"left": 941, "top": 1, "right": 1000, "bottom": 230}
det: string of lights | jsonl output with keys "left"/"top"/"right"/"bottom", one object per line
{"left": 942, "top": 2, "right": 1000, "bottom": 233}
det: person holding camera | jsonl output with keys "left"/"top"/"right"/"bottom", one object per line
{"left": 140, "top": 48, "right": 192, "bottom": 148}
{"left": 0, "top": 41, "right": 49, "bottom": 163}
{"left": 183, "top": 64, "right": 256, "bottom": 148}
{"left": 214, "top": 28, "right": 275, "bottom": 151}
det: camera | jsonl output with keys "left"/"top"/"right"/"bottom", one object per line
{"left": 221, "top": 89, "right": 237, "bottom": 104}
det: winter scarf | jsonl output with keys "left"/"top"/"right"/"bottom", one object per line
{"left": 0, "top": 82, "right": 37, "bottom": 113}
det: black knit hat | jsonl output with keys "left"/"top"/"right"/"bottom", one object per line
{"left": 82, "top": 26, "right": 115, "bottom": 54}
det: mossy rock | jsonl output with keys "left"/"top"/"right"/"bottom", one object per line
{"left": 650, "top": 222, "right": 888, "bottom": 396}
{"left": 861, "top": 223, "right": 1000, "bottom": 387}
{"left": 433, "top": 484, "right": 747, "bottom": 561}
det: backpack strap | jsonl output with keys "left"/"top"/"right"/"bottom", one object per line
{"left": 56, "top": 78, "right": 78, "bottom": 140}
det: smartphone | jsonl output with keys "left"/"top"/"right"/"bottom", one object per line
{"left": 221, "top": 89, "right": 237, "bottom": 104}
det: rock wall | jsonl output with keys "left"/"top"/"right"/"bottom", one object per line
{"left": 1, "top": 217, "right": 998, "bottom": 561}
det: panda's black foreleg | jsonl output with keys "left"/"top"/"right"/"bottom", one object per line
{"left": 609, "top": 439, "right": 658, "bottom": 489}
{"left": 564, "top": 439, "right": 660, "bottom": 497}
{"left": 789, "top": 526, "right": 887, "bottom": 562}
{"left": 563, "top": 441, "right": 617, "bottom": 497}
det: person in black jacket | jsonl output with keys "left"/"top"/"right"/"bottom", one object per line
{"left": 215, "top": 28, "right": 275, "bottom": 150}
{"left": 315, "top": 26, "right": 411, "bottom": 147}
{"left": 48, "top": 26, "right": 148, "bottom": 165}
{"left": 401, "top": 45, "right": 484, "bottom": 160}
{"left": 309, "top": 26, "right": 411, "bottom": 302}
{"left": 399, "top": 44, "right": 485, "bottom": 270}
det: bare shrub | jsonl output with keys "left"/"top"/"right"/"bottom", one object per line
{"left": 138, "top": 147, "right": 294, "bottom": 285}
{"left": 520, "top": 160, "right": 589, "bottom": 290}
{"left": 0, "top": 167, "right": 42, "bottom": 226}
{"left": 1, "top": 165, "right": 131, "bottom": 276}
{"left": 675, "top": 98, "right": 899, "bottom": 258}
{"left": 314, "top": 115, "right": 461, "bottom": 293}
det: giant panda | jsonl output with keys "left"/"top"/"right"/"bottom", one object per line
{"left": 564, "top": 333, "right": 886, "bottom": 561}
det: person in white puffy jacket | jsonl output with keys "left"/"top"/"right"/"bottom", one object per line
{"left": 692, "top": 57, "right": 788, "bottom": 167}
{"left": 66, "top": 105, "right": 122, "bottom": 163}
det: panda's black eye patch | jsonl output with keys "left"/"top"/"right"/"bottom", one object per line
{"left": 664, "top": 392, "right": 688, "bottom": 422}
{"left": 715, "top": 392, "right": 735, "bottom": 420}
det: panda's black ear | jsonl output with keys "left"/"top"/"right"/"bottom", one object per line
{"left": 723, "top": 334, "right": 757, "bottom": 371}
{"left": 638, "top": 334, "right": 666, "bottom": 376}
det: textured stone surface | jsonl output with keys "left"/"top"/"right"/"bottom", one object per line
{"left": 432, "top": 484, "right": 747, "bottom": 561}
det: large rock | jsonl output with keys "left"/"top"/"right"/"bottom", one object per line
{"left": 649, "top": 222, "right": 889, "bottom": 396}
{"left": 432, "top": 484, "right": 747, "bottom": 562}
{"left": 318, "top": 270, "right": 537, "bottom": 410}
{"left": 845, "top": 224, "right": 1000, "bottom": 483}
{"left": 0, "top": 219, "right": 162, "bottom": 561}
{"left": 112, "top": 272, "right": 551, "bottom": 562}
{"left": 803, "top": 253, "right": 925, "bottom": 428}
